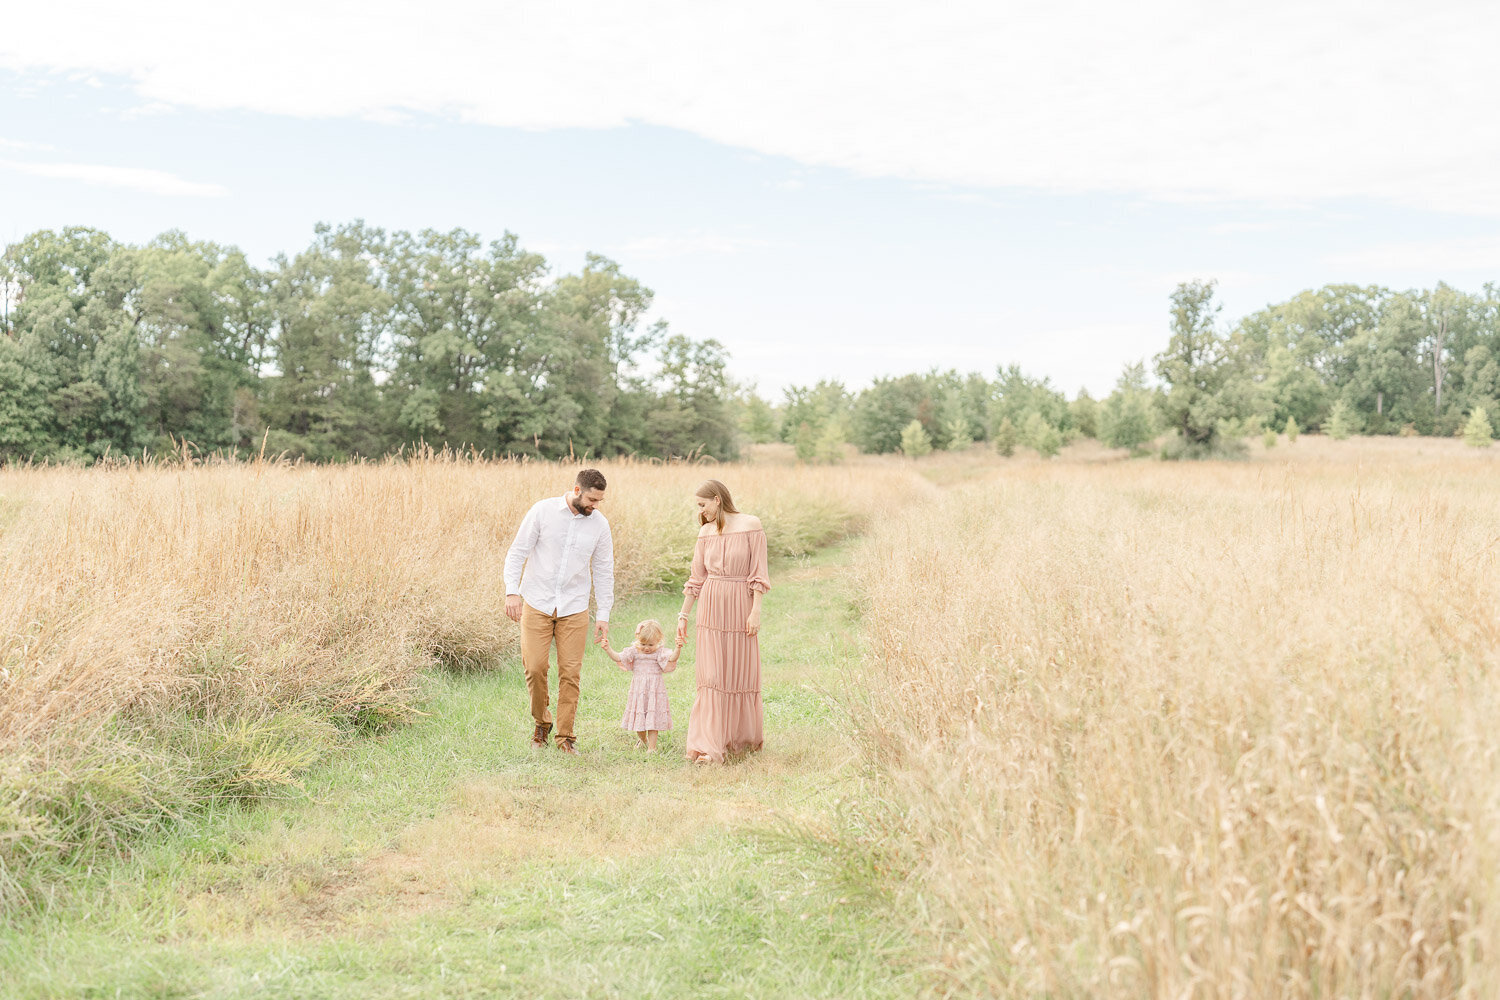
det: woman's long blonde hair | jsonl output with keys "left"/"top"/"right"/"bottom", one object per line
{"left": 696, "top": 479, "right": 739, "bottom": 533}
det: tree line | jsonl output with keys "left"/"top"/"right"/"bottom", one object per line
{"left": 3, "top": 224, "right": 1497, "bottom": 464}
{"left": 0, "top": 224, "right": 737, "bottom": 463}
{"left": 756, "top": 279, "right": 1500, "bottom": 459}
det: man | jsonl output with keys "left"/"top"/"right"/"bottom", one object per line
{"left": 504, "top": 468, "right": 614, "bottom": 755}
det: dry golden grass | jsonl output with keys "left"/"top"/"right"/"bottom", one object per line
{"left": 850, "top": 444, "right": 1500, "bottom": 998}
{"left": 0, "top": 452, "right": 925, "bottom": 907}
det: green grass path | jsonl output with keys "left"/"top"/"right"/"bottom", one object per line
{"left": 1, "top": 544, "right": 912, "bottom": 999}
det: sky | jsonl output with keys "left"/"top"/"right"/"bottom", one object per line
{"left": 3, "top": 0, "right": 1498, "bottom": 399}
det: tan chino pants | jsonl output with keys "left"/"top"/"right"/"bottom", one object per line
{"left": 521, "top": 603, "right": 589, "bottom": 742}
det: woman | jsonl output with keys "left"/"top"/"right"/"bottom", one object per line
{"left": 676, "top": 479, "right": 770, "bottom": 763}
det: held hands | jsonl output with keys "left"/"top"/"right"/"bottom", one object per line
{"left": 594, "top": 621, "right": 609, "bottom": 646}
{"left": 675, "top": 615, "right": 688, "bottom": 646}
{"left": 505, "top": 594, "right": 523, "bottom": 622}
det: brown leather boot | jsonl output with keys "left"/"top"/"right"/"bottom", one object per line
{"left": 530, "top": 722, "right": 553, "bottom": 748}
{"left": 556, "top": 736, "right": 579, "bottom": 755}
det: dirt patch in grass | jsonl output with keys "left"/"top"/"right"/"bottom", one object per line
{"left": 179, "top": 775, "right": 775, "bottom": 938}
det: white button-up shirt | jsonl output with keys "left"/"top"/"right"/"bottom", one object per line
{"left": 503, "top": 495, "right": 615, "bottom": 621}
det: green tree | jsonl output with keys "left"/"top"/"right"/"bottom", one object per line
{"left": 385, "top": 227, "right": 547, "bottom": 450}
{"left": 1022, "top": 411, "right": 1062, "bottom": 457}
{"left": 645, "top": 330, "right": 738, "bottom": 459}
{"left": 1464, "top": 407, "right": 1493, "bottom": 447}
{"left": 994, "top": 416, "right": 1018, "bottom": 457}
{"left": 1285, "top": 414, "right": 1300, "bottom": 442}
{"left": 117, "top": 233, "right": 266, "bottom": 453}
{"left": 851, "top": 374, "right": 932, "bottom": 454}
{"left": 1154, "top": 280, "right": 1254, "bottom": 457}
{"left": 261, "top": 222, "right": 394, "bottom": 460}
{"left": 1069, "top": 388, "right": 1099, "bottom": 439}
{"left": 945, "top": 416, "right": 972, "bottom": 451}
{"left": 737, "top": 391, "right": 780, "bottom": 444}
{"left": 2, "top": 227, "right": 148, "bottom": 459}
{"left": 1423, "top": 282, "right": 1463, "bottom": 429}
{"left": 814, "top": 418, "right": 848, "bottom": 464}
{"left": 1325, "top": 399, "right": 1356, "bottom": 440}
{"left": 781, "top": 381, "right": 850, "bottom": 447}
{"left": 793, "top": 420, "right": 818, "bottom": 462}
{"left": 989, "top": 365, "right": 1068, "bottom": 439}
{"left": 1099, "top": 362, "right": 1158, "bottom": 453}
{"left": 899, "top": 418, "right": 931, "bottom": 457}
{"left": 0, "top": 336, "right": 51, "bottom": 459}
{"left": 1343, "top": 297, "right": 1427, "bottom": 433}
{"left": 530, "top": 253, "right": 655, "bottom": 457}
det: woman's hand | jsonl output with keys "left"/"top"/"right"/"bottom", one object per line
{"left": 676, "top": 619, "right": 688, "bottom": 645}
{"left": 745, "top": 610, "right": 761, "bottom": 637}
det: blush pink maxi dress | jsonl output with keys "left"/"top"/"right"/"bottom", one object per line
{"left": 683, "top": 527, "right": 771, "bottom": 762}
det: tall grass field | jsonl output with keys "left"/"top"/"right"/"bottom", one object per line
{"left": 0, "top": 455, "right": 917, "bottom": 910}
{"left": 3, "top": 437, "right": 1498, "bottom": 998}
{"left": 848, "top": 438, "right": 1500, "bottom": 998}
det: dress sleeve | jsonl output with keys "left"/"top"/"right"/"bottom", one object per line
{"left": 620, "top": 647, "right": 636, "bottom": 672}
{"left": 748, "top": 529, "right": 771, "bottom": 595}
{"left": 683, "top": 538, "right": 706, "bottom": 597}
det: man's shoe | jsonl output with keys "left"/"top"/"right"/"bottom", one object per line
{"left": 556, "top": 737, "right": 579, "bottom": 756}
{"left": 530, "top": 722, "right": 553, "bottom": 748}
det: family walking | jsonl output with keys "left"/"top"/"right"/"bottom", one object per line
{"left": 503, "top": 470, "right": 770, "bottom": 763}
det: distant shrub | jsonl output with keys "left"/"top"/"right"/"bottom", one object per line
{"left": 900, "top": 419, "right": 932, "bottom": 458}
{"left": 814, "top": 420, "right": 848, "bottom": 464}
{"left": 1022, "top": 412, "right": 1061, "bottom": 458}
{"left": 793, "top": 421, "right": 817, "bottom": 463}
{"left": 1326, "top": 400, "right": 1356, "bottom": 440}
{"left": 1463, "top": 407, "right": 1493, "bottom": 448}
{"left": 1160, "top": 430, "right": 1248, "bottom": 461}
{"left": 993, "top": 417, "right": 1018, "bottom": 458}
{"left": 1285, "top": 415, "right": 1300, "bottom": 443}
{"left": 1263, "top": 429, "right": 1278, "bottom": 449}
{"left": 945, "top": 417, "right": 972, "bottom": 452}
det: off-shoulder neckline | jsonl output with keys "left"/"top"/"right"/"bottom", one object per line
{"left": 698, "top": 526, "right": 765, "bottom": 539}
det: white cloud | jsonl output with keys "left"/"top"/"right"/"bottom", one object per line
{"left": 620, "top": 233, "right": 770, "bottom": 259}
{"left": 2, "top": 1, "right": 1497, "bottom": 213}
{"left": 0, "top": 159, "right": 227, "bottom": 197}
{"left": 1324, "top": 236, "right": 1500, "bottom": 275}
{"left": 0, "top": 138, "right": 55, "bottom": 152}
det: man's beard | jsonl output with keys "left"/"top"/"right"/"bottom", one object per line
{"left": 570, "top": 497, "right": 594, "bottom": 516}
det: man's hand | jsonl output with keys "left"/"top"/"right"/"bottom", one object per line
{"left": 595, "top": 621, "right": 609, "bottom": 646}
{"left": 505, "top": 594, "right": 523, "bottom": 622}
{"left": 745, "top": 610, "right": 761, "bottom": 637}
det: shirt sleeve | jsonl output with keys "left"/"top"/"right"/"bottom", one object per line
{"left": 592, "top": 520, "right": 614, "bottom": 622}
{"left": 504, "top": 502, "right": 542, "bottom": 595}
{"left": 748, "top": 529, "right": 771, "bottom": 595}
{"left": 684, "top": 538, "right": 706, "bottom": 597}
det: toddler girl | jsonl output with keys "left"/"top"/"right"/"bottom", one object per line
{"left": 602, "top": 619, "right": 680, "bottom": 751}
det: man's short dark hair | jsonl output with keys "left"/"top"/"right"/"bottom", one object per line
{"left": 576, "top": 468, "right": 607, "bottom": 493}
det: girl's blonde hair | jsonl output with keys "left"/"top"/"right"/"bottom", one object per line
{"left": 695, "top": 479, "right": 739, "bottom": 533}
{"left": 634, "top": 619, "right": 664, "bottom": 647}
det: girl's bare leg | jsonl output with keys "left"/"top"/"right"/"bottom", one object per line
{"left": 645, "top": 730, "right": 658, "bottom": 751}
